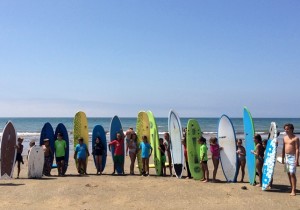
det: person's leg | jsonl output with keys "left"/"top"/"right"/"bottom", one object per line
{"left": 99, "top": 155, "right": 103, "bottom": 174}
{"left": 290, "top": 173, "right": 297, "bottom": 196}
{"left": 17, "top": 161, "right": 21, "bottom": 178}
{"left": 168, "top": 152, "right": 172, "bottom": 175}
{"left": 212, "top": 158, "right": 219, "bottom": 182}
{"left": 241, "top": 160, "right": 246, "bottom": 182}
{"left": 146, "top": 158, "right": 149, "bottom": 175}
{"left": 201, "top": 162, "right": 206, "bottom": 181}
{"left": 142, "top": 158, "right": 146, "bottom": 175}
{"left": 83, "top": 158, "right": 87, "bottom": 174}
{"left": 57, "top": 158, "right": 62, "bottom": 176}
{"left": 257, "top": 160, "right": 263, "bottom": 187}
{"left": 129, "top": 153, "right": 134, "bottom": 174}
{"left": 61, "top": 160, "right": 65, "bottom": 175}
{"left": 78, "top": 159, "right": 82, "bottom": 175}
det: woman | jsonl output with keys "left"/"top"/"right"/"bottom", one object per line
{"left": 128, "top": 132, "right": 138, "bottom": 175}
{"left": 251, "top": 134, "right": 264, "bottom": 186}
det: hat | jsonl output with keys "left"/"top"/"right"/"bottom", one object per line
{"left": 43, "top": 138, "right": 49, "bottom": 142}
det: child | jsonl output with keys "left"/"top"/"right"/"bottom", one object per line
{"left": 209, "top": 137, "right": 222, "bottom": 182}
{"left": 128, "top": 132, "right": 138, "bottom": 175}
{"left": 158, "top": 138, "right": 166, "bottom": 176}
{"left": 109, "top": 132, "right": 125, "bottom": 175}
{"left": 163, "top": 132, "right": 172, "bottom": 176}
{"left": 199, "top": 137, "right": 209, "bottom": 182}
{"left": 54, "top": 132, "right": 67, "bottom": 176}
{"left": 74, "top": 137, "right": 90, "bottom": 175}
{"left": 139, "top": 135, "right": 152, "bottom": 176}
{"left": 15, "top": 137, "right": 24, "bottom": 179}
{"left": 28, "top": 140, "right": 36, "bottom": 157}
{"left": 236, "top": 139, "right": 246, "bottom": 182}
{"left": 282, "top": 123, "right": 299, "bottom": 196}
{"left": 251, "top": 134, "right": 264, "bottom": 187}
{"left": 182, "top": 136, "right": 192, "bottom": 179}
{"left": 42, "top": 138, "right": 53, "bottom": 176}
{"left": 92, "top": 137, "right": 104, "bottom": 175}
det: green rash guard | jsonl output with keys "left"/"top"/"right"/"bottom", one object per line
{"left": 55, "top": 139, "right": 66, "bottom": 157}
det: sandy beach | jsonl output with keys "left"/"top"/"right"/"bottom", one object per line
{"left": 0, "top": 152, "right": 299, "bottom": 210}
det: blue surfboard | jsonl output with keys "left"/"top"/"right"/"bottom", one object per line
{"left": 109, "top": 116, "right": 124, "bottom": 174}
{"left": 243, "top": 107, "right": 256, "bottom": 185}
{"left": 54, "top": 123, "right": 69, "bottom": 174}
{"left": 92, "top": 125, "right": 107, "bottom": 172}
{"left": 262, "top": 122, "right": 278, "bottom": 190}
{"left": 40, "top": 122, "right": 55, "bottom": 168}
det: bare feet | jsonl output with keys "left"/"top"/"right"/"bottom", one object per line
{"left": 290, "top": 191, "right": 296, "bottom": 196}
{"left": 202, "top": 179, "right": 208, "bottom": 183}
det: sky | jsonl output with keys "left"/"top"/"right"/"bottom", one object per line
{"left": 0, "top": 1, "right": 299, "bottom": 118}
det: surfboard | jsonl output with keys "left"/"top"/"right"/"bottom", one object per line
{"left": 109, "top": 115, "right": 124, "bottom": 174}
{"left": 1, "top": 121, "right": 17, "bottom": 179}
{"left": 138, "top": 163, "right": 169, "bottom": 168}
{"left": 218, "top": 115, "right": 238, "bottom": 182}
{"left": 186, "top": 119, "right": 203, "bottom": 180}
{"left": 136, "top": 111, "right": 150, "bottom": 174}
{"left": 243, "top": 107, "right": 256, "bottom": 185}
{"left": 54, "top": 123, "right": 69, "bottom": 174}
{"left": 73, "top": 111, "right": 89, "bottom": 172}
{"left": 92, "top": 125, "right": 107, "bottom": 172}
{"left": 28, "top": 146, "right": 44, "bottom": 178}
{"left": 262, "top": 122, "right": 278, "bottom": 190}
{"left": 168, "top": 110, "right": 184, "bottom": 178}
{"left": 40, "top": 122, "right": 55, "bottom": 169}
{"left": 147, "top": 111, "right": 161, "bottom": 176}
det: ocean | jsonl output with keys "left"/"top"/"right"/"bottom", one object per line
{"left": 1, "top": 117, "right": 299, "bottom": 155}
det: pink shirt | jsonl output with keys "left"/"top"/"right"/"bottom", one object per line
{"left": 210, "top": 144, "right": 220, "bottom": 159}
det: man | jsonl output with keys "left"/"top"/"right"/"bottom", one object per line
{"left": 282, "top": 123, "right": 299, "bottom": 196}
{"left": 55, "top": 132, "right": 67, "bottom": 176}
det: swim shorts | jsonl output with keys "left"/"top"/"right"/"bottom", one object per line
{"left": 285, "top": 154, "right": 296, "bottom": 174}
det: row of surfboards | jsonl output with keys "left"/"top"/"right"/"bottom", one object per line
{"left": 0, "top": 108, "right": 278, "bottom": 190}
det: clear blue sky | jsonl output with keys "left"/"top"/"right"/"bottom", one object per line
{"left": 0, "top": 1, "right": 299, "bottom": 117}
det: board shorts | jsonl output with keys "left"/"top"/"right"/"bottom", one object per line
{"left": 16, "top": 153, "right": 23, "bottom": 163}
{"left": 114, "top": 155, "right": 124, "bottom": 165}
{"left": 285, "top": 154, "right": 296, "bottom": 174}
{"left": 161, "top": 155, "right": 166, "bottom": 164}
{"left": 56, "top": 156, "right": 65, "bottom": 162}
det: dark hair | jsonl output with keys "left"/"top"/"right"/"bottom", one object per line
{"left": 254, "top": 134, "right": 262, "bottom": 143}
{"left": 78, "top": 137, "right": 84, "bottom": 142}
{"left": 159, "top": 138, "right": 163, "bottom": 141}
{"left": 199, "top": 136, "right": 206, "bottom": 144}
{"left": 58, "top": 132, "right": 63, "bottom": 137}
{"left": 284, "top": 123, "right": 294, "bottom": 132}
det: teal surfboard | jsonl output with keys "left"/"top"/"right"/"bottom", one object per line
{"left": 243, "top": 107, "right": 256, "bottom": 185}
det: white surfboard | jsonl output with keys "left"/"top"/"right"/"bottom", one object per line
{"left": 168, "top": 110, "right": 184, "bottom": 178}
{"left": 262, "top": 122, "right": 278, "bottom": 190}
{"left": 218, "top": 115, "right": 238, "bottom": 182}
{"left": 28, "top": 146, "right": 44, "bottom": 178}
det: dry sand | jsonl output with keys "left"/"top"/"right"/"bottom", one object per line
{"left": 1, "top": 154, "right": 300, "bottom": 210}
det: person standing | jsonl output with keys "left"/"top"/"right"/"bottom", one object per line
{"left": 163, "top": 132, "right": 172, "bottom": 176}
{"left": 282, "top": 123, "right": 299, "bottom": 196}
{"left": 55, "top": 132, "right": 67, "bottom": 176}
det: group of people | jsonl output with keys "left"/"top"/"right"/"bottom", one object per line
{"left": 14, "top": 123, "right": 299, "bottom": 196}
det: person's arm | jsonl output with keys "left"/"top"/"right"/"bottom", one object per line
{"left": 149, "top": 146, "right": 153, "bottom": 157}
{"left": 239, "top": 147, "right": 246, "bottom": 156}
{"left": 282, "top": 138, "right": 285, "bottom": 164}
{"left": 295, "top": 137, "right": 299, "bottom": 166}
{"left": 74, "top": 151, "right": 77, "bottom": 159}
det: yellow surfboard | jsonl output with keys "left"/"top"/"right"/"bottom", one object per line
{"left": 73, "top": 111, "right": 89, "bottom": 172}
{"left": 136, "top": 111, "right": 150, "bottom": 174}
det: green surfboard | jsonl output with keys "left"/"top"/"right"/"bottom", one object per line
{"left": 136, "top": 111, "right": 150, "bottom": 174}
{"left": 186, "top": 119, "right": 203, "bottom": 180}
{"left": 147, "top": 111, "right": 162, "bottom": 176}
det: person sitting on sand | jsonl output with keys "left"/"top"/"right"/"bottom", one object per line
{"left": 74, "top": 137, "right": 90, "bottom": 175}
{"left": 158, "top": 138, "right": 166, "bottom": 176}
{"left": 139, "top": 135, "right": 152, "bottom": 176}
{"left": 42, "top": 138, "right": 53, "bottom": 176}
{"left": 15, "top": 137, "right": 24, "bottom": 179}
{"left": 199, "top": 137, "right": 209, "bottom": 182}
{"left": 251, "top": 134, "right": 264, "bottom": 187}
{"left": 281, "top": 123, "right": 299, "bottom": 196}
{"left": 109, "top": 132, "right": 125, "bottom": 175}
{"left": 236, "top": 139, "right": 246, "bottom": 182}
{"left": 209, "top": 137, "right": 222, "bottom": 182}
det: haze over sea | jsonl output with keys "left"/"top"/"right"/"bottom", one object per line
{"left": 1, "top": 116, "right": 299, "bottom": 154}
